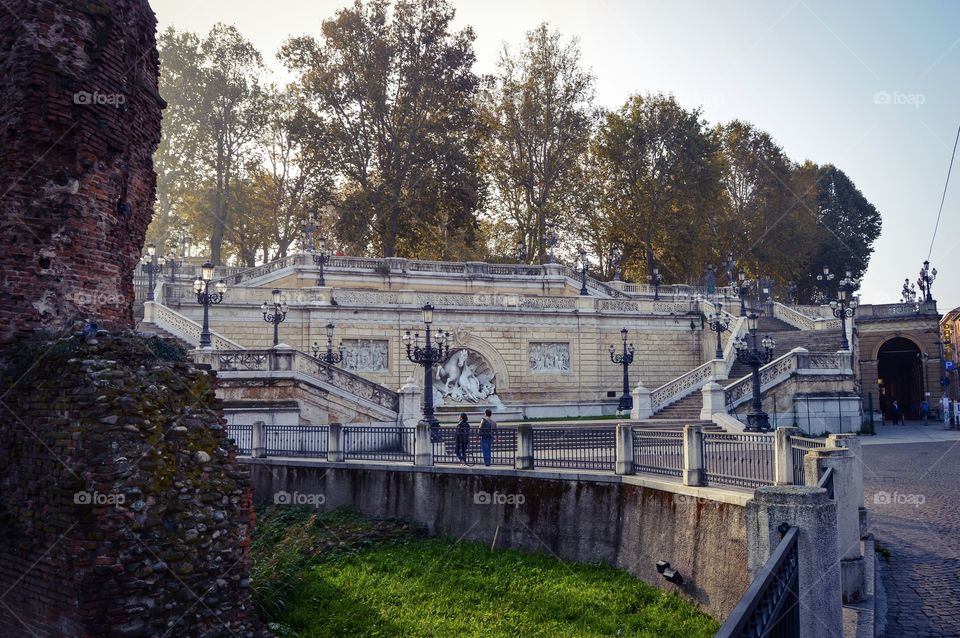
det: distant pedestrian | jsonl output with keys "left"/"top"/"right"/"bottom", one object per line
{"left": 479, "top": 409, "right": 497, "bottom": 467}
{"left": 921, "top": 399, "right": 930, "bottom": 426}
{"left": 892, "top": 399, "right": 902, "bottom": 425}
{"left": 455, "top": 413, "right": 470, "bottom": 464}
{"left": 942, "top": 395, "right": 952, "bottom": 428}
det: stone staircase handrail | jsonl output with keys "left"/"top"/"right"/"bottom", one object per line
{"left": 772, "top": 302, "right": 842, "bottom": 331}
{"left": 723, "top": 349, "right": 852, "bottom": 409}
{"left": 143, "top": 299, "right": 243, "bottom": 350}
{"left": 650, "top": 359, "right": 726, "bottom": 413}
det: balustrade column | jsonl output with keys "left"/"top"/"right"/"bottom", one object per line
{"left": 682, "top": 424, "right": 704, "bottom": 486}
{"left": 615, "top": 424, "right": 634, "bottom": 475}
{"left": 327, "top": 422, "right": 344, "bottom": 463}
{"left": 515, "top": 424, "right": 533, "bottom": 470}
{"left": 773, "top": 426, "right": 799, "bottom": 485}
{"left": 414, "top": 420, "right": 433, "bottom": 467}
{"left": 251, "top": 420, "right": 266, "bottom": 459}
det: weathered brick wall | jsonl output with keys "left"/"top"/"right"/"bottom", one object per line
{"left": 0, "top": 0, "right": 163, "bottom": 344}
{"left": 0, "top": 331, "right": 266, "bottom": 636}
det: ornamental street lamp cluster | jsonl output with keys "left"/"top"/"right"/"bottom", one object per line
{"left": 313, "top": 323, "right": 345, "bottom": 376}
{"left": 577, "top": 247, "right": 590, "bottom": 296}
{"left": 650, "top": 265, "right": 663, "bottom": 300}
{"left": 816, "top": 265, "right": 835, "bottom": 297}
{"left": 515, "top": 240, "right": 528, "bottom": 264}
{"left": 610, "top": 249, "right": 622, "bottom": 282}
{"left": 608, "top": 328, "right": 636, "bottom": 412}
{"left": 901, "top": 278, "right": 918, "bottom": 304}
{"left": 193, "top": 262, "right": 227, "bottom": 348}
{"left": 830, "top": 269, "right": 859, "bottom": 351}
{"left": 734, "top": 313, "right": 776, "bottom": 432}
{"left": 261, "top": 289, "right": 288, "bottom": 347}
{"left": 543, "top": 221, "right": 558, "bottom": 264}
{"left": 302, "top": 210, "right": 332, "bottom": 286}
{"left": 403, "top": 304, "right": 451, "bottom": 431}
{"left": 736, "top": 271, "right": 751, "bottom": 317}
{"left": 707, "top": 302, "right": 730, "bottom": 360}
{"left": 313, "top": 236, "right": 331, "bottom": 287}
{"left": 140, "top": 243, "right": 165, "bottom": 302}
{"left": 918, "top": 260, "right": 937, "bottom": 302}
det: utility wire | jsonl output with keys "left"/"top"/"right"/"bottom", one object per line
{"left": 928, "top": 121, "right": 960, "bottom": 260}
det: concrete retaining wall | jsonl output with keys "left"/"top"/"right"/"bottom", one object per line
{"left": 244, "top": 458, "right": 749, "bottom": 619}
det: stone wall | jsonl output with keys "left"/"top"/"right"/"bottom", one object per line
{"left": 244, "top": 458, "right": 750, "bottom": 619}
{"left": 0, "top": 331, "right": 265, "bottom": 636}
{"left": 0, "top": 0, "right": 163, "bottom": 345}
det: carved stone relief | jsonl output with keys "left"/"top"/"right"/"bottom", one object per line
{"left": 341, "top": 339, "right": 389, "bottom": 372}
{"left": 529, "top": 342, "right": 571, "bottom": 373}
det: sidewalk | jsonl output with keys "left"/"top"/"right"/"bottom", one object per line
{"left": 860, "top": 420, "right": 960, "bottom": 446}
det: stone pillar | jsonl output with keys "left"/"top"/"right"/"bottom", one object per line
{"left": 747, "top": 486, "right": 843, "bottom": 638}
{"left": 827, "top": 433, "right": 867, "bottom": 537}
{"left": 251, "top": 420, "right": 266, "bottom": 458}
{"left": 682, "top": 424, "right": 704, "bottom": 486}
{"left": 515, "top": 424, "right": 533, "bottom": 470}
{"left": 414, "top": 420, "right": 433, "bottom": 466}
{"left": 699, "top": 382, "right": 727, "bottom": 420}
{"left": 328, "top": 422, "right": 344, "bottom": 462}
{"left": 269, "top": 345, "right": 294, "bottom": 371}
{"left": 615, "top": 424, "right": 634, "bottom": 475}
{"left": 804, "top": 447, "right": 864, "bottom": 602}
{"left": 630, "top": 381, "right": 653, "bottom": 420}
{"left": 774, "top": 426, "right": 800, "bottom": 485}
{"left": 398, "top": 376, "right": 422, "bottom": 428}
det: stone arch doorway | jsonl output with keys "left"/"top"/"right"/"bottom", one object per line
{"left": 877, "top": 337, "right": 924, "bottom": 420}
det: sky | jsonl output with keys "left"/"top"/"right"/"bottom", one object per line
{"left": 150, "top": 0, "right": 960, "bottom": 311}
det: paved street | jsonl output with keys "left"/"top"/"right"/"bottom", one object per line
{"left": 862, "top": 435, "right": 960, "bottom": 637}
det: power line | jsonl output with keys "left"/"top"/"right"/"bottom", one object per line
{"left": 928, "top": 121, "right": 960, "bottom": 260}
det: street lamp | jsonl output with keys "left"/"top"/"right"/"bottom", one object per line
{"left": 193, "top": 262, "right": 226, "bottom": 348}
{"left": 261, "top": 288, "right": 288, "bottom": 347}
{"left": 901, "top": 278, "right": 918, "bottom": 304}
{"left": 650, "top": 265, "right": 663, "bottom": 301}
{"left": 608, "top": 328, "right": 636, "bottom": 412}
{"left": 816, "top": 265, "right": 835, "bottom": 301}
{"left": 736, "top": 271, "right": 751, "bottom": 317}
{"left": 313, "top": 323, "right": 344, "bottom": 375}
{"left": 543, "top": 221, "right": 558, "bottom": 264}
{"left": 610, "top": 249, "right": 622, "bottom": 282}
{"left": 722, "top": 253, "right": 736, "bottom": 286}
{"left": 141, "top": 243, "right": 163, "bottom": 302}
{"left": 301, "top": 211, "right": 318, "bottom": 253}
{"left": 707, "top": 302, "right": 730, "bottom": 360}
{"left": 704, "top": 264, "right": 717, "bottom": 295}
{"left": 313, "top": 236, "right": 332, "bottom": 287}
{"left": 578, "top": 247, "right": 590, "bottom": 296}
{"left": 516, "top": 240, "right": 527, "bottom": 264}
{"left": 734, "top": 313, "right": 776, "bottom": 432}
{"left": 403, "top": 304, "right": 450, "bottom": 432}
{"left": 830, "top": 269, "right": 859, "bottom": 351}
{"left": 918, "top": 260, "right": 937, "bottom": 302}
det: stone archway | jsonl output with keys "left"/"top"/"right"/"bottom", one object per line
{"left": 877, "top": 336, "right": 924, "bottom": 420}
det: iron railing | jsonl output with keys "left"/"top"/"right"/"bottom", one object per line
{"left": 632, "top": 429, "right": 684, "bottom": 478}
{"left": 702, "top": 432, "right": 775, "bottom": 489}
{"left": 227, "top": 424, "right": 252, "bottom": 455}
{"left": 531, "top": 427, "right": 616, "bottom": 471}
{"left": 789, "top": 436, "right": 827, "bottom": 486}
{"left": 264, "top": 425, "right": 329, "bottom": 457}
{"left": 716, "top": 525, "right": 800, "bottom": 638}
{"left": 432, "top": 426, "right": 517, "bottom": 466}
{"left": 343, "top": 426, "right": 415, "bottom": 462}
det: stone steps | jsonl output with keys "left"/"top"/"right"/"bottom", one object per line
{"left": 135, "top": 321, "right": 194, "bottom": 353}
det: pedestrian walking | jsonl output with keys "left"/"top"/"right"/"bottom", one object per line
{"left": 921, "top": 399, "right": 930, "bottom": 426}
{"left": 455, "top": 413, "right": 470, "bottom": 464}
{"left": 892, "top": 399, "right": 902, "bottom": 425}
{"left": 479, "top": 409, "right": 497, "bottom": 467}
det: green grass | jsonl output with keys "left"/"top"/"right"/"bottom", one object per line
{"left": 251, "top": 507, "right": 719, "bottom": 638}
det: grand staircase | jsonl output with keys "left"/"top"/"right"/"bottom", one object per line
{"left": 726, "top": 316, "right": 843, "bottom": 380}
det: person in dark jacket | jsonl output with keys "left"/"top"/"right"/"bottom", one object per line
{"left": 455, "top": 413, "right": 470, "bottom": 464}
{"left": 479, "top": 409, "right": 497, "bottom": 466}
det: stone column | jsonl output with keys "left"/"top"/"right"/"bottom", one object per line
{"left": 251, "top": 420, "right": 266, "bottom": 459}
{"left": 515, "top": 424, "right": 533, "bottom": 470}
{"left": 804, "top": 447, "right": 864, "bottom": 602}
{"left": 269, "top": 345, "right": 294, "bottom": 371}
{"left": 414, "top": 420, "right": 433, "bottom": 466}
{"left": 827, "top": 433, "right": 867, "bottom": 537}
{"left": 630, "top": 381, "right": 653, "bottom": 420}
{"left": 328, "top": 422, "right": 344, "bottom": 463}
{"left": 682, "top": 424, "right": 704, "bottom": 486}
{"left": 615, "top": 424, "right": 634, "bottom": 475}
{"left": 774, "top": 426, "right": 800, "bottom": 485}
{"left": 747, "top": 486, "right": 843, "bottom": 638}
{"left": 699, "top": 382, "right": 727, "bottom": 420}
{"left": 398, "top": 376, "right": 422, "bottom": 428}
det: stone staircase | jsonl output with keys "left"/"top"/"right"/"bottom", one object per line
{"left": 136, "top": 321, "right": 194, "bottom": 352}
{"left": 726, "top": 316, "right": 843, "bottom": 380}
{"left": 650, "top": 392, "right": 703, "bottom": 421}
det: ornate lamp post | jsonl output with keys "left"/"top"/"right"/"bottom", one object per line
{"left": 193, "top": 262, "right": 226, "bottom": 348}
{"left": 830, "top": 269, "right": 859, "bottom": 351}
{"left": 610, "top": 249, "right": 622, "bottom": 282}
{"left": 261, "top": 289, "right": 288, "bottom": 347}
{"left": 543, "top": 221, "right": 558, "bottom": 264}
{"left": 707, "top": 302, "right": 730, "bottom": 360}
{"left": 785, "top": 281, "right": 798, "bottom": 306}
{"left": 722, "top": 253, "right": 736, "bottom": 286}
{"left": 918, "top": 260, "right": 937, "bottom": 302}
{"left": 141, "top": 243, "right": 163, "bottom": 302}
{"left": 313, "top": 323, "right": 344, "bottom": 374}
{"left": 734, "top": 313, "right": 776, "bottom": 432}
{"left": 736, "top": 271, "right": 751, "bottom": 317}
{"left": 901, "top": 278, "right": 918, "bottom": 304}
{"left": 608, "top": 328, "right": 636, "bottom": 412}
{"left": 578, "top": 247, "right": 589, "bottom": 296}
{"left": 704, "top": 264, "right": 717, "bottom": 295}
{"left": 301, "top": 211, "right": 318, "bottom": 252}
{"left": 816, "top": 265, "right": 835, "bottom": 301}
{"left": 403, "top": 304, "right": 450, "bottom": 430}
{"left": 516, "top": 240, "right": 527, "bottom": 264}
{"left": 313, "top": 235, "right": 332, "bottom": 287}
{"left": 650, "top": 265, "right": 663, "bottom": 301}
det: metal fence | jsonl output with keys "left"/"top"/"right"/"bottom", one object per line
{"left": 532, "top": 427, "right": 616, "bottom": 471}
{"left": 716, "top": 525, "right": 800, "bottom": 638}
{"left": 343, "top": 426, "right": 415, "bottom": 462}
{"left": 432, "top": 426, "right": 517, "bottom": 467}
{"left": 264, "top": 425, "right": 329, "bottom": 457}
{"left": 227, "top": 424, "right": 252, "bottom": 455}
{"left": 702, "top": 432, "right": 775, "bottom": 489}
{"left": 789, "top": 436, "right": 827, "bottom": 486}
{"left": 632, "top": 429, "right": 684, "bottom": 478}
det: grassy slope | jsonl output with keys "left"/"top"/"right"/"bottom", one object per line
{"left": 252, "top": 507, "right": 719, "bottom": 638}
